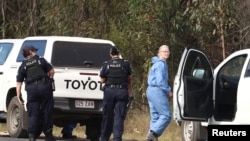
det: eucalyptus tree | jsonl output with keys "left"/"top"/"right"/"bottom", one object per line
{"left": 180, "top": 0, "right": 238, "bottom": 66}
{"left": 234, "top": 0, "right": 250, "bottom": 50}
{"left": 1, "top": 0, "right": 246, "bottom": 109}
{"left": 1, "top": 0, "right": 26, "bottom": 38}
{"left": 107, "top": 0, "right": 199, "bottom": 108}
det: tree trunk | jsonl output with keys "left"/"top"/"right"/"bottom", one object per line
{"left": 1, "top": 0, "right": 6, "bottom": 38}
{"left": 218, "top": 3, "right": 225, "bottom": 59}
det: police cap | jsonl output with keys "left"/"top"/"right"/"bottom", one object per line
{"left": 110, "top": 46, "right": 120, "bottom": 55}
{"left": 23, "top": 45, "right": 38, "bottom": 52}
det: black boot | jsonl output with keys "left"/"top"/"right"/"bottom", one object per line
{"left": 29, "top": 133, "right": 36, "bottom": 141}
{"left": 45, "top": 133, "right": 56, "bottom": 141}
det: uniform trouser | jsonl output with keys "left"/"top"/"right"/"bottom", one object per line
{"left": 146, "top": 86, "right": 172, "bottom": 137}
{"left": 61, "top": 122, "right": 77, "bottom": 136}
{"left": 100, "top": 88, "right": 129, "bottom": 141}
{"left": 26, "top": 83, "right": 54, "bottom": 137}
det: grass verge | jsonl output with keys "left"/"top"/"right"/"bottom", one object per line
{"left": 0, "top": 109, "right": 181, "bottom": 141}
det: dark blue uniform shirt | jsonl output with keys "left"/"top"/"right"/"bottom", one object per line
{"left": 16, "top": 55, "right": 53, "bottom": 82}
{"left": 99, "top": 58, "right": 132, "bottom": 86}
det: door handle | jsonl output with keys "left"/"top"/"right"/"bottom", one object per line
{"left": 0, "top": 72, "right": 3, "bottom": 75}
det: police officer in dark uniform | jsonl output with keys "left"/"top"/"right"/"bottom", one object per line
{"left": 16, "top": 45, "right": 56, "bottom": 141}
{"left": 99, "top": 46, "right": 132, "bottom": 141}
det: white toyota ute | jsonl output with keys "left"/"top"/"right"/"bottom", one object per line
{"left": 1, "top": 36, "right": 115, "bottom": 140}
{"left": 173, "top": 47, "right": 250, "bottom": 141}
{"left": 0, "top": 39, "right": 23, "bottom": 120}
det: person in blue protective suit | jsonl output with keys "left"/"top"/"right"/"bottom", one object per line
{"left": 146, "top": 45, "right": 173, "bottom": 141}
{"left": 16, "top": 45, "right": 56, "bottom": 141}
{"left": 99, "top": 46, "right": 132, "bottom": 141}
{"left": 61, "top": 122, "right": 77, "bottom": 139}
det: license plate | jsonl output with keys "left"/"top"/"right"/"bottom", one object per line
{"left": 75, "top": 100, "right": 94, "bottom": 108}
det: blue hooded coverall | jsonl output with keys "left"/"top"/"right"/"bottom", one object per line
{"left": 146, "top": 56, "right": 172, "bottom": 137}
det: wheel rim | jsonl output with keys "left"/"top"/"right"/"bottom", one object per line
{"left": 9, "top": 105, "right": 21, "bottom": 131}
{"left": 183, "top": 121, "right": 193, "bottom": 141}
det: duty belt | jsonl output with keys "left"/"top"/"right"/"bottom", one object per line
{"left": 28, "top": 78, "right": 48, "bottom": 85}
{"left": 106, "top": 84, "right": 127, "bottom": 89}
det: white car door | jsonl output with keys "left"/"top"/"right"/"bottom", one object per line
{"left": 173, "top": 47, "right": 214, "bottom": 122}
{"left": 212, "top": 50, "right": 249, "bottom": 123}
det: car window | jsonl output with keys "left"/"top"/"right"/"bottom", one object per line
{"left": 0, "top": 43, "right": 13, "bottom": 65}
{"left": 183, "top": 51, "right": 212, "bottom": 79}
{"left": 216, "top": 55, "right": 246, "bottom": 93}
{"left": 17, "top": 40, "right": 47, "bottom": 62}
{"left": 51, "top": 41, "right": 112, "bottom": 68}
{"left": 219, "top": 55, "right": 246, "bottom": 78}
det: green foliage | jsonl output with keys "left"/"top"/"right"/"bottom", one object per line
{"left": 0, "top": 0, "right": 248, "bottom": 109}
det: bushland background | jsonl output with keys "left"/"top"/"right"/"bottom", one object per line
{"left": 1, "top": 0, "right": 250, "bottom": 140}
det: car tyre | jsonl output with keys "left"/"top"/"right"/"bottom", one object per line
{"left": 181, "top": 121, "right": 206, "bottom": 141}
{"left": 7, "top": 96, "right": 28, "bottom": 138}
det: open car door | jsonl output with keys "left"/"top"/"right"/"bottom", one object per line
{"left": 173, "top": 47, "right": 214, "bottom": 122}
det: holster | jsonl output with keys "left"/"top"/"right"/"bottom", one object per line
{"left": 50, "top": 78, "right": 55, "bottom": 91}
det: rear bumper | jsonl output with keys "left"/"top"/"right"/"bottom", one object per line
{"left": 52, "top": 98, "right": 103, "bottom": 120}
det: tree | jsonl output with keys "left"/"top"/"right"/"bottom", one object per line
{"left": 0, "top": 0, "right": 248, "bottom": 110}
